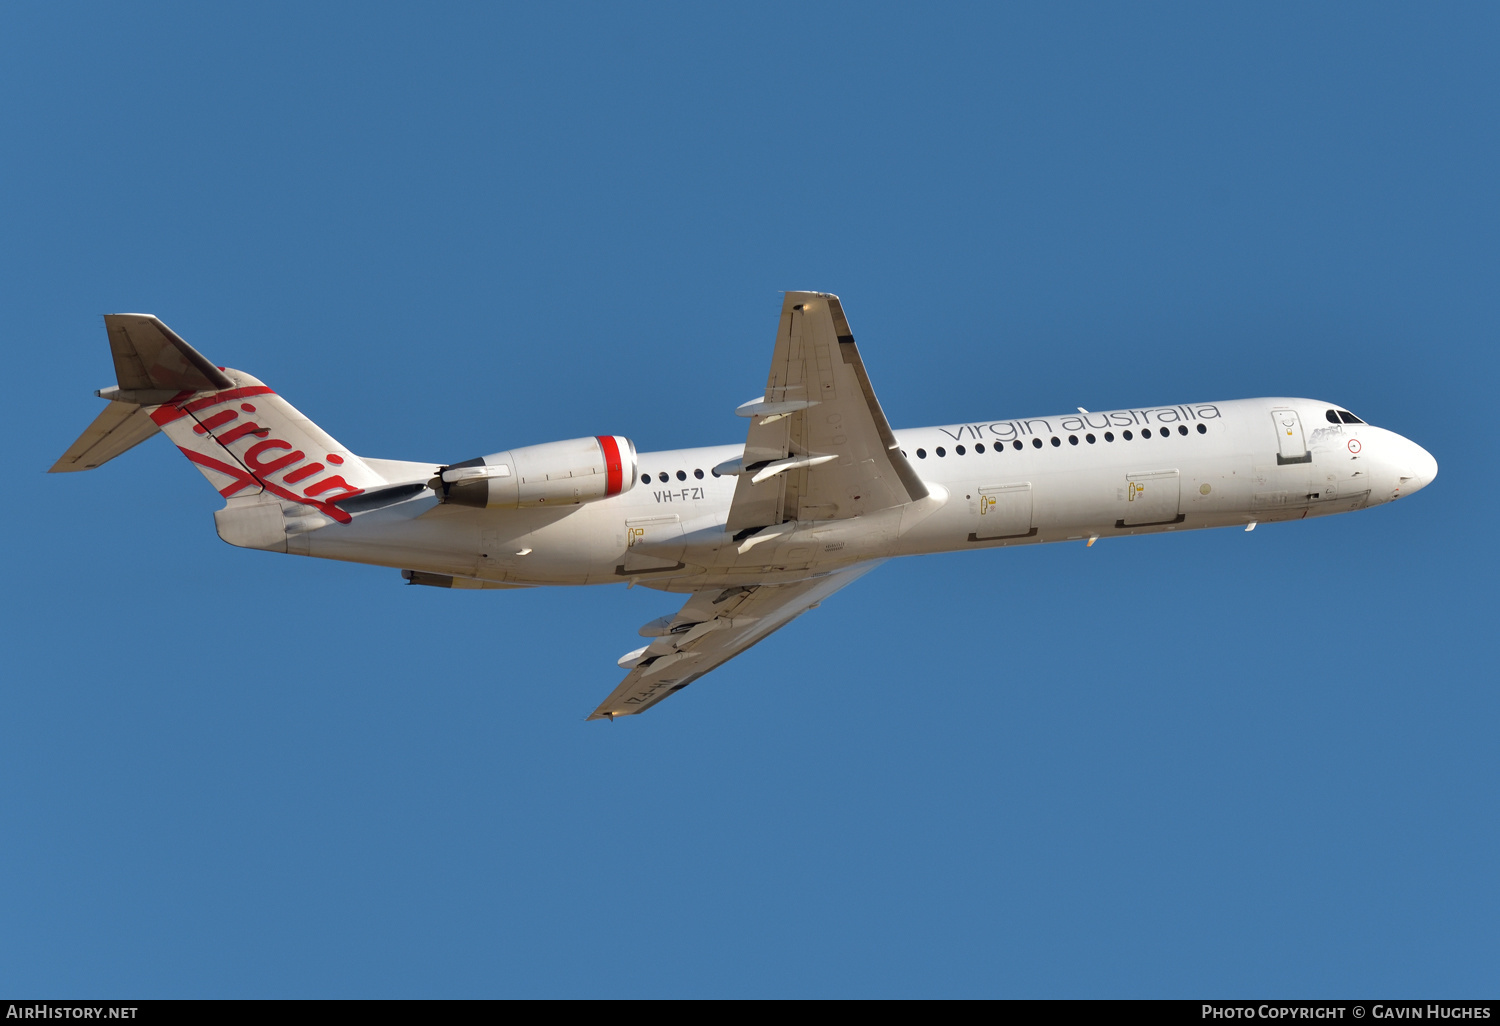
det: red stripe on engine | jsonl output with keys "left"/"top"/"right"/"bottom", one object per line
{"left": 597, "top": 435, "right": 623, "bottom": 496}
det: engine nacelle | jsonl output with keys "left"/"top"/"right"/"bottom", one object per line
{"left": 438, "top": 435, "right": 637, "bottom": 509}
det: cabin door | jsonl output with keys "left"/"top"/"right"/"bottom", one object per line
{"left": 1273, "top": 409, "right": 1311, "bottom": 465}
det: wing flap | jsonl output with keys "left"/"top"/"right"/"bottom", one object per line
{"left": 587, "top": 561, "right": 883, "bottom": 720}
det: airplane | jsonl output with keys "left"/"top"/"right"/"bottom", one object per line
{"left": 52, "top": 292, "right": 1438, "bottom": 720}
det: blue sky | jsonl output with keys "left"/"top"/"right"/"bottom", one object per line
{"left": 3, "top": 2, "right": 1496, "bottom": 997}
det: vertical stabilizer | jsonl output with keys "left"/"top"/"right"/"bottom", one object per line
{"left": 149, "top": 369, "right": 388, "bottom": 527}
{"left": 53, "top": 314, "right": 395, "bottom": 550}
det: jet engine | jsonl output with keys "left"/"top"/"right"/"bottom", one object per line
{"left": 437, "top": 435, "right": 637, "bottom": 508}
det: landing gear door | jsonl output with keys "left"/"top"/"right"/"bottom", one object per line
{"left": 1273, "top": 409, "right": 1311, "bottom": 465}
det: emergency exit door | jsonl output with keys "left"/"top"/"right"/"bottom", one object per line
{"left": 619, "top": 514, "right": 686, "bottom": 575}
{"left": 1118, "top": 470, "right": 1182, "bottom": 527}
{"left": 972, "top": 483, "right": 1033, "bottom": 540}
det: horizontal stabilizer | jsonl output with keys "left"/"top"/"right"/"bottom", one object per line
{"left": 106, "top": 313, "right": 233, "bottom": 393}
{"left": 49, "top": 401, "right": 160, "bottom": 473}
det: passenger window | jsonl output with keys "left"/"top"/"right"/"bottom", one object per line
{"left": 1339, "top": 411, "right": 1364, "bottom": 424}
{"left": 1032, "top": 438, "right": 1043, "bottom": 448}
{"left": 1196, "top": 424, "right": 1207, "bottom": 434}
{"left": 641, "top": 474, "right": 651, "bottom": 484}
{"left": 1013, "top": 440, "right": 1023, "bottom": 450}
{"left": 917, "top": 448, "right": 927, "bottom": 459}
{"left": 1086, "top": 433, "right": 1096, "bottom": 444}
{"left": 677, "top": 470, "right": 686, "bottom": 481}
{"left": 955, "top": 445, "right": 966, "bottom": 455}
{"left": 694, "top": 469, "right": 704, "bottom": 479}
{"left": 658, "top": 472, "right": 669, "bottom": 483}
{"left": 1050, "top": 436, "right": 1061, "bottom": 447}
{"left": 711, "top": 468, "right": 721, "bottom": 477}
{"left": 1142, "top": 428, "right": 1152, "bottom": 438}
{"left": 975, "top": 443, "right": 985, "bottom": 453}
{"left": 936, "top": 447, "right": 946, "bottom": 457}
{"left": 1104, "top": 431, "right": 1114, "bottom": 442}
{"left": 1178, "top": 425, "right": 1188, "bottom": 435}
{"left": 1068, "top": 435, "right": 1078, "bottom": 445}
{"left": 1123, "top": 430, "right": 1133, "bottom": 440}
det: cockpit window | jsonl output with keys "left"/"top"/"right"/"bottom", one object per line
{"left": 1326, "top": 409, "right": 1341, "bottom": 424}
{"left": 1338, "top": 410, "right": 1364, "bottom": 424}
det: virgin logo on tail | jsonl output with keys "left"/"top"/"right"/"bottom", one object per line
{"left": 152, "top": 387, "right": 366, "bottom": 524}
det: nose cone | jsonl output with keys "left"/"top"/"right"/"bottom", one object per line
{"left": 1397, "top": 439, "right": 1438, "bottom": 497}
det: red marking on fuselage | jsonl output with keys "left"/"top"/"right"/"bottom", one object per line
{"left": 160, "top": 384, "right": 367, "bottom": 523}
{"left": 326, "top": 453, "right": 344, "bottom": 465}
{"left": 303, "top": 475, "right": 361, "bottom": 502}
{"left": 179, "top": 447, "right": 261, "bottom": 498}
{"left": 272, "top": 480, "right": 359, "bottom": 523}
{"left": 181, "top": 446, "right": 359, "bottom": 524}
{"left": 150, "top": 391, "right": 204, "bottom": 425}
{"left": 245, "top": 439, "right": 307, "bottom": 475}
{"left": 216, "top": 421, "right": 271, "bottom": 445}
{"left": 193, "top": 410, "right": 239, "bottom": 434}
{"left": 282, "top": 462, "right": 324, "bottom": 484}
{"left": 184, "top": 387, "right": 271, "bottom": 415}
{"left": 597, "top": 435, "right": 623, "bottom": 496}
{"left": 151, "top": 386, "right": 274, "bottom": 425}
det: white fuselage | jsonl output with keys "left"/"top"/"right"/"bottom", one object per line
{"left": 290, "top": 396, "right": 1437, "bottom": 593}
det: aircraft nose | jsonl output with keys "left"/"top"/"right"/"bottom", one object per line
{"left": 1397, "top": 438, "right": 1438, "bottom": 497}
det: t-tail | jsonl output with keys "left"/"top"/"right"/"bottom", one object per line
{"left": 51, "top": 314, "right": 404, "bottom": 551}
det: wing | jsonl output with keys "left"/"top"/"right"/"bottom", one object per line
{"left": 587, "top": 561, "right": 883, "bottom": 720}
{"left": 724, "top": 292, "right": 927, "bottom": 533}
